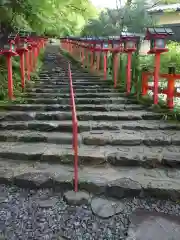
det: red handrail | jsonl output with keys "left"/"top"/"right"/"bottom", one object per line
{"left": 68, "top": 63, "right": 79, "bottom": 192}
{"left": 142, "top": 71, "right": 180, "bottom": 109}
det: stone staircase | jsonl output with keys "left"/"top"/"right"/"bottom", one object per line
{"left": 0, "top": 45, "right": 180, "bottom": 200}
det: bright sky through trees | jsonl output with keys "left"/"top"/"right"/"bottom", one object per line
{"left": 90, "top": 0, "right": 125, "bottom": 9}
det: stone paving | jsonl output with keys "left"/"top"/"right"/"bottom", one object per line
{"left": 0, "top": 185, "right": 180, "bottom": 239}
{"left": 0, "top": 45, "right": 180, "bottom": 238}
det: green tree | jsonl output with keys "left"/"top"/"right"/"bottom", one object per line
{"left": 0, "top": 0, "right": 97, "bottom": 37}
{"left": 152, "top": 0, "right": 179, "bottom": 4}
{"left": 0, "top": 0, "right": 98, "bottom": 100}
{"left": 81, "top": 0, "right": 155, "bottom": 36}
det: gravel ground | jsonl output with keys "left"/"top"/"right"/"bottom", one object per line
{"left": 0, "top": 185, "right": 180, "bottom": 240}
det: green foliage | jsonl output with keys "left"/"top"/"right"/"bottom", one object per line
{"left": 0, "top": 0, "right": 97, "bottom": 101}
{"left": 0, "top": 0, "right": 97, "bottom": 36}
{"left": 154, "top": 0, "right": 179, "bottom": 4}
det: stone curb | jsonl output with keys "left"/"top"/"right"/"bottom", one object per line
{"left": 0, "top": 173, "right": 179, "bottom": 201}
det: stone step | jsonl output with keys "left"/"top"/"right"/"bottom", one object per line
{"left": 1, "top": 158, "right": 180, "bottom": 200}
{"left": 81, "top": 129, "right": 180, "bottom": 146}
{"left": 0, "top": 128, "right": 179, "bottom": 147}
{"left": 0, "top": 142, "right": 178, "bottom": 168}
{"left": 0, "top": 104, "right": 145, "bottom": 112}
{"left": 0, "top": 111, "right": 163, "bottom": 121}
{"left": 25, "top": 92, "right": 120, "bottom": 98}
{"left": 36, "top": 77, "right": 109, "bottom": 86}
{"left": 39, "top": 74, "right": 101, "bottom": 78}
{"left": 38, "top": 76, "right": 102, "bottom": 79}
{"left": 0, "top": 120, "right": 179, "bottom": 132}
{"left": 28, "top": 88, "right": 115, "bottom": 93}
{"left": 58, "top": 75, "right": 102, "bottom": 79}
{"left": 34, "top": 81, "right": 109, "bottom": 86}
{"left": 31, "top": 84, "right": 112, "bottom": 89}
{"left": 0, "top": 130, "right": 80, "bottom": 144}
{"left": 23, "top": 97, "right": 138, "bottom": 105}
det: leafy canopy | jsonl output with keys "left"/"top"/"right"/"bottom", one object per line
{"left": 0, "top": 0, "right": 98, "bottom": 36}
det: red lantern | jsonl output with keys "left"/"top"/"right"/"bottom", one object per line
{"left": 120, "top": 32, "right": 140, "bottom": 94}
{"left": 145, "top": 27, "right": 173, "bottom": 54}
{"left": 120, "top": 32, "right": 140, "bottom": 52}
{"left": 145, "top": 27, "right": 173, "bottom": 105}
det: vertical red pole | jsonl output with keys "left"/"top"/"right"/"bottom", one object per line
{"left": 25, "top": 51, "right": 30, "bottom": 81}
{"left": 31, "top": 48, "right": 34, "bottom": 72}
{"left": 119, "top": 53, "right": 121, "bottom": 83}
{"left": 7, "top": 55, "right": 13, "bottom": 100}
{"left": 83, "top": 48, "right": 86, "bottom": 67}
{"left": 154, "top": 53, "right": 161, "bottom": 105}
{"left": 114, "top": 53, "right": 118, "bottom": 88}
{"left": 167, "top": 76, "right": 175, "bottom": 109}
{"left": 142, "top": 72, "right": 148, "bottom": 96}
{"left": 90, "top": 51, "right": 94, "bottom": 70}
{"left": 29, "top": 49, "right": 32, "bottom": 73}
{"left": 20, "top": 53, "right": 25, "bottom": 90}
{"left": 104, "top": 51, "right": 107, "bottom": 80}
{"left": 79, "top": 46, "right": 81, "bottom": 61}
{"left": 97, "top": 52, "right": 100, "bottom": 71}
{"left": 82, "top": 47, "right": 84, "bottom": 66}
{"left": 78, "top": 45, "right": 80, "bottom": 60}
{"left": 86, "top": 49, "right": 88, "bottom": 67}
{"left": 126, "top": 52, "right": 132, "bottom": 94}
{"left": 74, "top": 44, "right": 76, "bottom": 58}
{"left": 33, "top": 47, "right": 36, "bottom": 70}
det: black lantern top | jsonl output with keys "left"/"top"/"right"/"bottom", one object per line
{"left": 108, "top": 36, "right": 121, "bottom": 44}
{"left": 109, "top": 36, "right": 121, "bottom": 40}
{"left": 60, "top": 37, "right": 67, "bottom": 40}
{"left": 145, "top": 27, "right": 173, "bottom": 40}
{"left": 80, "top": 37, "right": 86, "bottom": 41}
{"left": 120, "top": 32, "right": 140, "bottom": 41}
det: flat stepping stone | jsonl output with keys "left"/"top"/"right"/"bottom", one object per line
{"left": 0, "top": 192, "right": 8, "bottom": 203}
{"left": 91, "top": 197, "right": 124, "bottom": 218}
{"left": 63, "top": 190, "right": 89, "bottom": 205}
{"left": 37, "top": 198, "right": 58, "bottom": 208}
{"left": 127, "top": 210, "right": 180, "bottom": 240}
